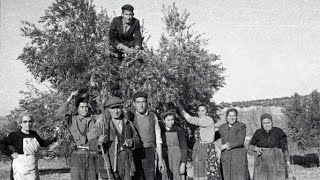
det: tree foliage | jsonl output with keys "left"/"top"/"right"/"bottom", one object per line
{"left": 284, "top": 90, "right": 320, "bottom": 149}
{"left": 8, "top": 0, "right": 225, "bottom": 158}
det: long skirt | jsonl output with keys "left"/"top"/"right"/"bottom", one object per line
{"left": 253, "top": 148, "right": 286, "bottom": 180}
{"left": 192, "top": 142, "right": 221, "bottom": 180}
{"left": 12, "top": 154, "right": 39, "bottom": 180}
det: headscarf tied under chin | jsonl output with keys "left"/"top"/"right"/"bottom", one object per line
{"left": 225, "top": 108, "right": 238, "bottom": 123}
{"left": 260, "top": 113, "right": 273, "bottom": 127}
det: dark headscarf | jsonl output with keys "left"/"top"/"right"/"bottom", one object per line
{"left": 260, "top": 113, "right": 273, "bottom": 128}
{"left": 225, "top": 108, "right": 238, "bottom": 123}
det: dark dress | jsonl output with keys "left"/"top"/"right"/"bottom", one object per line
{"left": 218, "top": 122, "right": 249, "bottom": 180}
{"left": 249, "top": 127, "right": 289, "bottom": 180}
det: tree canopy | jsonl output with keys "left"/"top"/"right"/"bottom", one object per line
{"left": 284, "top": 90, "right": 320, "bottom": 149}
{"left": 7, "top": 0, "right": 225, "bottom": 158}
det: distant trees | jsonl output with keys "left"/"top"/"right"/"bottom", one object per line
{"left": 5, "top": 0, "right": 225, "bottom": 158}
{"left": 220, "top": 96, "right": 292, "bottom": 108}
{"left": 284, "top": 90, "right": 320, "bottom": 149}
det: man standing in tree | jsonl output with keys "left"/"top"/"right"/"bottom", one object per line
{"left": 109, "top": 4, "right": 143, "bottom": 58}
{"left": 57, "top": 91, "right": 106, "bottom": 180}
{"left": 130, "top": 92, "right": 164, "bottom": 180}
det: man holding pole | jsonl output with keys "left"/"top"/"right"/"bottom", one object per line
{"left": 102, "top": 96, "right": 141, "bottom": 180}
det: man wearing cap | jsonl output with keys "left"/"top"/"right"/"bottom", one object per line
{"left": 102, "top": 96, "right": 141, "bottom": 180}
{"left": 57, "top": 90, "right": 106, "bottom": 180}
{"left": 109, "top": 4, "right": 143, "bottom": 57}
{"left": 130, "top": 92, "right": 164, "bottom": 180}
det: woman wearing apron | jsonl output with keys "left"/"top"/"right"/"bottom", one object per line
{"left": 0, "top": 112, "right": 57, "bottom": 180}
{"left": 160, "top": 111, "right": 188, "bottom": 180}
{"left": 177, "top": 102, "right": 221, "bottom": 180}
{"left": 248, "top": 114, "right": 291, "bottom": 180}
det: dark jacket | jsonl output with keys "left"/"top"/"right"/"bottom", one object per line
{"left": 109, "top": 16, "right": 142, "bottom": 49}
{"left": 219, "top": 121, "right": 249, "bottom": 180}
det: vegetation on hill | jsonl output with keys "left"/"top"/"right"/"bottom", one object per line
{"left": 220, "top": 96, "right": 294, "bottom": 108}
{"left": 284, "top": 90, "right": 320, "bottom": 150}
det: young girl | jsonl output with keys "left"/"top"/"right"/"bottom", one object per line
{"left": 161, "top": 111, "right": 188, "bottom": 180}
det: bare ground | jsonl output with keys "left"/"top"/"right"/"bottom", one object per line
{"left": 0, "top": 155, "right": 319, "bottom": 180}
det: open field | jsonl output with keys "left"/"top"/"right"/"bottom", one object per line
{"left": 0, "top": 155, "right": 319, "bottom": 180}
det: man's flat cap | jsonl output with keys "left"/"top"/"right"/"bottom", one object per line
{"left": 132, "top": 92, "right": 148, "bottom": 100}
{"left": 105, "top": 96, "right": 124, "bottom": 108}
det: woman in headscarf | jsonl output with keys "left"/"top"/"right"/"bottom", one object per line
{"left": 248, "top": 113, "right": 291, "bottom": 180}
{"left": 0, "top": 112, "right": 57, "bottom": 180}
{"left": 218, "top": 108, "right": 249, "bottom": 180}
{"left": 177, "top": 102, "right": 221, "bottom": 180}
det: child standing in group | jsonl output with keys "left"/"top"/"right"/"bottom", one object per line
{"left": 160, "top": 111, "right": 188, "bottom": 180}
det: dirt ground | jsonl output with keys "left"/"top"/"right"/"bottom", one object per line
{"left": 0, "top": 156, "right": 319, "bottom": 180}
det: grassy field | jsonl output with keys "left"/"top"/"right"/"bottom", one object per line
{"left": 0, "top": 155, "right": 319, "bottom": 180}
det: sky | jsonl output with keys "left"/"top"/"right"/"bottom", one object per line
{"left": 1, "top": 0, "right": 320, "bottom": 116}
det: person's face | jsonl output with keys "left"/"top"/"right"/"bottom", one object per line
{"left": 134, "top": 97, "right": 148, "bottom": 114}
{"left": 227, "top": 111, "right": 237, "bottom": 125}
{"left": 122, "top": 10, "right": 134, "bottom": 24}
{"left": 77, "top": 102, "right": 89, "bottom": 117}
{"left": 198, "top": 106, "right": 207, "bottom": 117}
{"left": 20, "top": 116, "right": 33, "bottom": 132}
{"left": 164, "top": 115, "right": 175, "bottom": 129}
{"left": 262, "top": 118, "right": 273, "bottom": 131}
{"left": 108, "top": 106, "right": 123, "bottom": 120}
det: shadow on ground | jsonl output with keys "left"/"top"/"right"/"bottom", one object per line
{"left": 39, "top": 168, "right": 70, "bottom": 175}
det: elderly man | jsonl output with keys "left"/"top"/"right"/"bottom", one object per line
{"left": 130, "top": 92, "right": 164, "bottom": 180}
{"left": 109, "top": 4, "right": 143, "bottom": 57}
{"left": 57, "top": 90, "right": 105, "bottom": 180}
{"left": 102, "top": 96, "right": 141, "bottom": 180}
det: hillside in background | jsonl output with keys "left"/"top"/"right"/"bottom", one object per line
{"left": 217, "top": 94, "right": 319, "bottom": 154}
{"left": 219, "top": 94, "right": 307, "bottom": 108}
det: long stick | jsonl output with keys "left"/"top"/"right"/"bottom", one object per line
{"left": 101, "top": 122, "right": 111, "bottom": 180}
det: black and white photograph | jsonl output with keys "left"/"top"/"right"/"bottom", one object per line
{"left": 1, "top": 0, "right": 320, "bottom": 179}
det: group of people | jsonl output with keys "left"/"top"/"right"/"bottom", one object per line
{"left": 0, "top": 4, "right": 292, "bottom": 180}
{"left": 0, "top": 89, "right": 291, "bottom": 180}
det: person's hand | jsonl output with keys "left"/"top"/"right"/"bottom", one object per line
{"left": 124, "top": 139, "right": 133, "bottom": 148}
{"left": 67, "top": 90, "right": 79, "bottom": 102}
{"left": 134, "top": 45, "right": 141, "bottom": 50}
{"left": 11, "top": 152, "right": 18, "bottom": 159}
{"left": 158, "top": 159, "right": 164, "bottom": 173}
{"left": 255, "top": 147, "right": 263, "bottom": 156}
{"left": 226, "top": 142, "right": 230, "bottom": 150}
{"left": 98, "top": 135, "right": 108, "bottom": 145}
{"left": 221, "top": 143, "right": 230, "bottom": 151}
{"left": 179, "top": 163, "right": 186, "bottom": 175}
{"left": 123, "top": 46, "right": 134, "bottom": 54}
{"left": 96, "top": 115, "right": 106, "bottom": 128}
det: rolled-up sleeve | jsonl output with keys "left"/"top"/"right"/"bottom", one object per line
{"left": 154, "top": 116, "right": 162, "bottom": 144}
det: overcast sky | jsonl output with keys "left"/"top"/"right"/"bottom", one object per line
{"left": 1, "top": 0, "right": 320, "bottom": 116}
